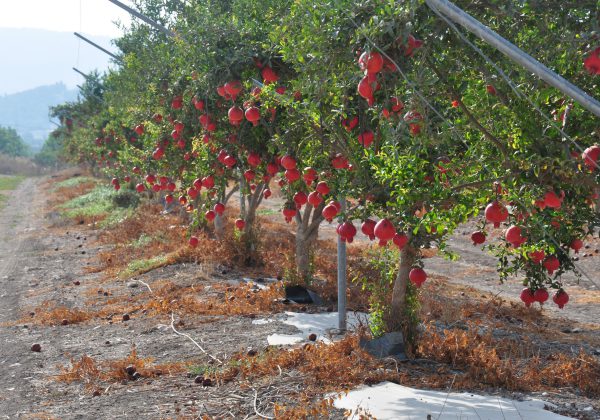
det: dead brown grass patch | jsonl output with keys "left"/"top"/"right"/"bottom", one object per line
{"left": 417, "top": 323, "right": 600, "bottom": 396}
{"left": 55, "top": 346, "right": 188, "bottom": 392}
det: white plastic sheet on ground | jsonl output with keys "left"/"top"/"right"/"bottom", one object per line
{"left": 333, "top": 381, "right": 573, "bottom": 420}
{"left": 264, "top": 311, "right": 368, "bottom": 346}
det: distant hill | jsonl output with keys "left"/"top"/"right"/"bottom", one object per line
{"left": 0, "top": 83, "right": 78, "bottom": 151}
{"left": 0, "top": 27, "right": 119, "bottom": 151}
{"left": 0, "top": 28, "right": 117, "bottom": 95}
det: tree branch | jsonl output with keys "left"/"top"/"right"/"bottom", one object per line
{"left": 426, "top": 58, "right": 510, "bottom": 162}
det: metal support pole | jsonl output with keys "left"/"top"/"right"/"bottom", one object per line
{"left": 107, "top": 0, "right": 176, "bottom": 38}
{"left": 73, "top": 67, "right": 91, "bottom": 79}
{"left": 74, "top": 32, "right": 123, "bottom": 63}
{"left": 425, "top": 0, "right": 600, "bottom": 117}
{"left": 337, "top": 198, "right": 347, "bottom": 331}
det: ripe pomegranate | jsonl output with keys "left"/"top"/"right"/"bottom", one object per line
{"left": 202, "top": 176, "right": 215, "bottom": 189}
{"left": 202, "top": 210, "right": 214, "bottom": 222}
{"left": 552, "top": 290, "right": 569, "bottom": 309}
{"left": 543, "top": 256, "right": 560, "bottom": 275}
{"left": 337, "top": 221, "right": 357, "bottom": 243}
{"left": 584, "top": 47, "right": 600, "bottom": 75}
{"left": 152, "top": 148, "right": 164, "bottom": 160}
{"left": 582, "top": 145, "right": 600, "bottom": 170}
{"left": 281, "top": 155, "right": 297, "bottom": 170}
{"left": 358, "top": 51, "right": 384, "bottom": 74}
{"left": 374, "top": 219, "right": 396, "bottom": 246}
{"left": 391, "top": 97, "right": 404, "bottom": 112}
{"left": 315, "top": 181, "right": 330, "bottom": 195}
{"left": 266, "top": 162, "right": 279, "bottom": 176}
{"left": 223, "top": 155, "right": 236, "bottom": 168}
{"left": 189, "top": 236, "right": 199, "bottom": 248}
{"left": 528, "top": 250, "right": 545, "bottom": 264}
{"left": 235, "top": 219, "right": 245, "bottom": 230}
{"left": 485, "top": 201, "right": 508, "bottom": 228}
{"left": 331, "top": 154, "right": 348, "bottom": 169}
{"left": 282, "top": 207, "right": 297, "bottom": 223}
{"left": 165, "top": 194, "right": 174, "bottom": 204}
{"left": 111, "top": 178, "right": 119, "bottom": 186}
{"left": 263, "top": 189, "right": 272, "bottom": 199}
{"left": 285, "top": 168, "right": 301, "bottom": 182}
{"left": 403, "top": 34, "right": 423, "bottom": 57}
{"left": 486, "top": 84, "right": 497, "bottom": 95}
{"left": 193, "top": 97, "right": 205, "bottom": 110}
{"left": 322, "top": 204, "right": 339, "bottom": 222}
{"left": 224, "top": 80, "right": 242, "bottom": 100}
{"left": 520, "top": 288, "right": 535, "bottom": 307}
{"left": 247, "top": 152, "right": 261, "bottom": 167}
{"left": 134, "top": 124, "right": 144, "bottom": 135}
{"left": 171, "top": 95, "right": 183, "bottom": 109}
{"left": 534, "top": 288, "right": 549, "bottom": 304}
{"left": 307, "top": 191, "right": 323, "bottom": 207}
{"left": 471, "top": 231, "right": 486, "bottom": 245}
{"left": 543, "top": 191, "right": 562, "bottom": 209}
{"left": 393, "top": 232, "right": 409, "bottom": 250}
{"left": 303, "top": 167, "right": 318, "bottom": 184}
{"left": 228, "top": 106, "right": 244, "bottom": 126}
{"left": 261, "top": 66, "right": 279, "bottom": 84}
{"left": 358, "top": 130, "right": 374, "bottom": 148}
{"left": 293, "top": 191, "right": 308, "bottom": 208}
{"left": 409, "top": 268, "right": 427, "bottom": 287}
{"left": 570, "top": 238, "right": 583, "bottom": 253}
{"left": 191, "top": 178, "right": 202, "bottom": 191}
{"left": 357, "top": 76, "right": 374, "bottom": 106}
{"left": 361, "top": 219, "right": 376, "bottom": 240}
{"left": 245, "top": 107, "right": 260, "bottom": 126}
{"left": 214, "top": 202, "right": 225, "bottom": 216}
{"left": 243, "top": 170, "right": 255, "bottom": 182}
{"left": 152, "top": 184, "right": 161, "bottom": 192}
{"left": 505, "top": 225, "right": 525, "bottom": 247}
{"left": 145, "top": 174, "right": 156, "bottom": 184}
{"left": 342, "top": 116, "right": 359, "bottom": 131}
{"left": 451, "top": 100, "right": 459, "bottom": 108}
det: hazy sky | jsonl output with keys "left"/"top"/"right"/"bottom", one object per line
{"left": 0, "top": 0, "right": 134, "bottom": 95}
{"left": 0, "top": 0, "right": 132, "bottom": 37}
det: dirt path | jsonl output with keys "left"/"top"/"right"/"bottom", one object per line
{"left": 0, "top": 178, "right": 344, "bottom": 418}
{"left": 0, "top": 178, "right": 49, "bottom": 416}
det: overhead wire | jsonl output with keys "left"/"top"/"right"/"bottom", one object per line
{"left": 429, "top": 3, "right": 600, "bottom": 172}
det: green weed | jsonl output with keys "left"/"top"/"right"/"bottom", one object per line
{"left": 119, "top": 254, "right": 169, "bottom": 278}
{"left": 52, "top": 176, "right": 96, "bottom": 190}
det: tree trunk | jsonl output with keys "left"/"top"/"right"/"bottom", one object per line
{"left": 294, "top": 201, "right": 324, "bottom": 283}
{"left": 387, "top": 243, "right": 417, "bottom": 332}
{"left": 242, "top": 182, "right": 266, "bottom": 237}
{"left": 214, "top": 213, "right": 224, "bottom": 239}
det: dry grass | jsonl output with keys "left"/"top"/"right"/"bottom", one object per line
{"left": 0, "top": 154, "right": 44, "bottom": 176}
{"left": 22, "top": 280, "right": 287, "bottom": 327}
{"left": 417, "top": 323, "right": 600, "bottom": 396}
{"left": 55, "top": 346, "right": 188, "bottom": 393}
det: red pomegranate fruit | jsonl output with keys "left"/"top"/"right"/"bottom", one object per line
{"left": 409, "top": 268, "right": 427, "bottom": 287}
{"left": 374, "top": 219, "right": 396, "bottom": 246}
